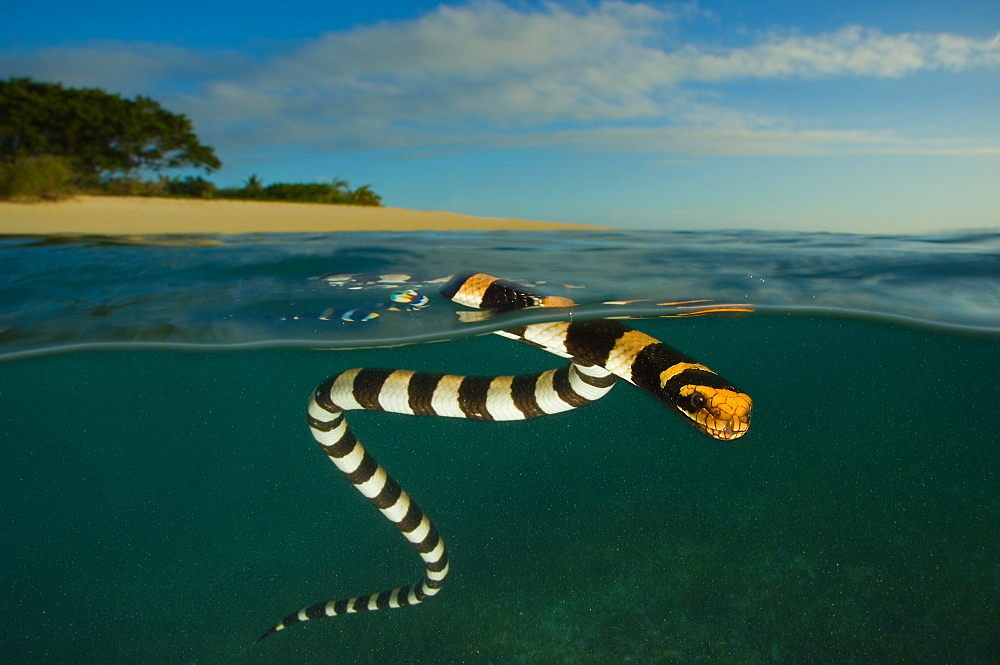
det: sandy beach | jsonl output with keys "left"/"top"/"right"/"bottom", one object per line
{"left": 0, "top": 196, "right": 603, "bottom": 235}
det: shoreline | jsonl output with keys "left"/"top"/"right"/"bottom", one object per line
{"left": 0, "top": 195, "right": 607, "bottom": 235}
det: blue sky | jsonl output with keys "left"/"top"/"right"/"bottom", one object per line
{"left": 3, "top": 0, "right": 998, "bottom": 232}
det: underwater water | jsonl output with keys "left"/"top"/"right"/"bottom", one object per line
{"left": 1, "top": 230, "right": 999, "bottom": 664}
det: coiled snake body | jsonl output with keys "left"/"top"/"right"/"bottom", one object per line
{"left": 258, "top": 273, "right": 752, "bottom": 641}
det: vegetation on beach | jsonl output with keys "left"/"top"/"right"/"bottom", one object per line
{"left": 0, "top": 78, "right": 381, "bottom": 206}
{"left": 0, "top": 78, "right": 219, "bottom": 193}
{"left": 97, "top": 173, "right": 382, "bottom": 206}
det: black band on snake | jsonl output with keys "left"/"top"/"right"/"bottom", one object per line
{"left": 257, "top": 273, "right": 752, "bottom": 642}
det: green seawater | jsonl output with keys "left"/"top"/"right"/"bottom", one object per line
{"left": 1, "top": 313, "right": 998, "bottom": 664}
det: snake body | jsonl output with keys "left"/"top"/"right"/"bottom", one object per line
{"left": 258, "top": 273, "right": 751, "bottom": 641}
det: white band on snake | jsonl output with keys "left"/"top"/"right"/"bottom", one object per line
{"left": 257, "top": 273, "right": 752, "bottom": 641}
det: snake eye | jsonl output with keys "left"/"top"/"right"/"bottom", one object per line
{"left": 689, "top": 392, "right": 707, "bottom": 410}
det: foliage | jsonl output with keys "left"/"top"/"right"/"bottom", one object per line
{"left": 0, "top": 78, "right": 381, "bottom": 205}
{"left": 0, "top": 154, "right": 74, "bottom": 200}
{"left": 98, "top": 176, "right": 157, "bottom": 197}
{"left": 347, "top": 184, "right": 382, "bottom": 206}
{"left": 165, "top": 175, "right": 217, "bottom": 198}
{"left": 0, "top": 77, "right": 220, "bottom": 184}
{"left": 259, "top": 181, "right": 348, "bottom": 203}
{"left": 241, "top": 174, "right": 263, "bottom": 198}
{"left": 216, "top": 176, "right": 382, "bottom": 206}
{"left": 82, "top": 173, "right": 382, "bottom": 205}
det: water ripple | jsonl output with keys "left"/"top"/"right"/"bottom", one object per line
{"left": 2, "top": 229, "right": 998, "bottom": 359}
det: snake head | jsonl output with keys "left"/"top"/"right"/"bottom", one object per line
{"left": 676, "top": 385, "right": 752, "bottom": 441}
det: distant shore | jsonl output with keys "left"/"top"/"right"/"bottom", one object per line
{"left": 0, "top": 196, "right": 605, "bottom": 234}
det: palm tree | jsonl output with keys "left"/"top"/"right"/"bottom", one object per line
{"left": 242, "top": 174, "right": 263, "bottom": 197}
{"left": 349, "top": 184, "right": 381, "bottom": 206}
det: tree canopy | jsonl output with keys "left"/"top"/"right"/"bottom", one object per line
{"left": 0, "top": 77, "right": 221, "bottom": 182}
{"left": 0, "top": 78, "right": 380, "bottom": 205}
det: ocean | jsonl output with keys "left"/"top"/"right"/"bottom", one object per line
{"left": 1, "top": 229, "right": 998, "bottom": 664}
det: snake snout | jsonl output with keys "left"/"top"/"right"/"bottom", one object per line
{"left": 680, "top": 386, "right": 752, "bottom": 441}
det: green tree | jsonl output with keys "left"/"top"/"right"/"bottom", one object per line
{"left": 347, "top": 184, "right": 382, "bottom": 206}
{"left": 262, "top": 182, "right": 347, "bottom": 203}
{"left": 0, "top": 154, "right": 73, "bottom": 200}
{"left": 241, "top": 174, "right": 263, "bottom": 197}
{"left": 165, "top": 175, "right": 217, "bottom": 198}
{"left": 0, "top": 77, "right": 221, "bottom": 185}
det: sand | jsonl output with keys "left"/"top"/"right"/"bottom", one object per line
{"left": 0, "top": 196, "right": 603, "bottom": 235}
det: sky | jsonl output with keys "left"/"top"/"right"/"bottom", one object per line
{"left": 2, "top": 0, "right": 999, "bottom": 233}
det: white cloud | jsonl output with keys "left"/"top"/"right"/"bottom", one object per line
{"left": 681, "top": 25, "right": 1000, "bottom": 81}
{"left": 0, "top": 42, "right": 248, "bottom": 97}
{"left": 2, "top": 1, "right": 998, "bottom": 156}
